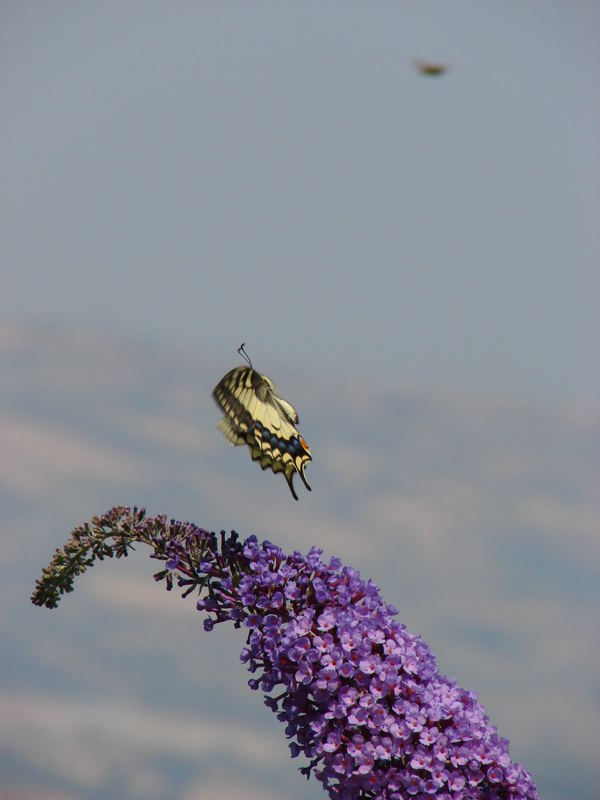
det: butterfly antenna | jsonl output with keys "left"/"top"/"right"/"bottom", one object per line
{"left": 238, "top": 342, "right": 253, "bottom": 369}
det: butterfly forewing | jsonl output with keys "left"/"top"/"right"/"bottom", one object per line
{"left": 212, "top": 365, "right": 311, "bottom": 500}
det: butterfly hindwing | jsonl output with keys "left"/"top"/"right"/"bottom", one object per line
{"left": 212, "top": 366, "right": 311, "bottom": 500}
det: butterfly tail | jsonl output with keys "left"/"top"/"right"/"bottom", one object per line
{"left": 299, "top": 464, "right": 312, "bottom": 492}
{"left": 285, "top": 471, "right": 300, "bottom": 501}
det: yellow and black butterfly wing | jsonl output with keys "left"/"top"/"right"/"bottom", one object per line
{"left": 212, "top": 366, "right": 312, "bottom": 500}
{"left": 246, "top": 410, "right": 312, "bottom": 501}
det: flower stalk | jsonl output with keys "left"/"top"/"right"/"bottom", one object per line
{"left": 32, "top": 506, "right": 539, "bottom": 800}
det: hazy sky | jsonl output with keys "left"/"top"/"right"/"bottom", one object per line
{"left": 1, "top": 6, "right": 599, "bottom": 799}
{"left": 2, "top": 1, "right": 598, "bottom": 403}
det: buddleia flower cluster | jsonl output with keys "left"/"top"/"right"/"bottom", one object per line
{"left": 32, "top": 506, "right": 538, "bottom": 800}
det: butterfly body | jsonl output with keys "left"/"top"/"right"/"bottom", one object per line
{"left": 213, "top": 365, "right": 312, "bottom": 500}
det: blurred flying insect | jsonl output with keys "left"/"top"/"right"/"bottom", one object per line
{"left": 414, "top": 60, "right": 449, "bottom": 77}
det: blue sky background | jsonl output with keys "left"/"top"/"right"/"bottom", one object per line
{"left": 2, "top": 1, "right": 598, "bottom": 403}
{"left": 1, "top": 3, "right": 599, "bottom": 800}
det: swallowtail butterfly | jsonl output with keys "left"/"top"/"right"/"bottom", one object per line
{"left": 212, "top": 345, "right": 312, "bottom": 500}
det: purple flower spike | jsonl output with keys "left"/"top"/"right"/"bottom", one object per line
{"left": 32, "top": 506, "right": 539, "bottom": 800}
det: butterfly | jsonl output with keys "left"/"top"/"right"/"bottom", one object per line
{"left": 212, "top": 344, "right": 312, "bottom": 500}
